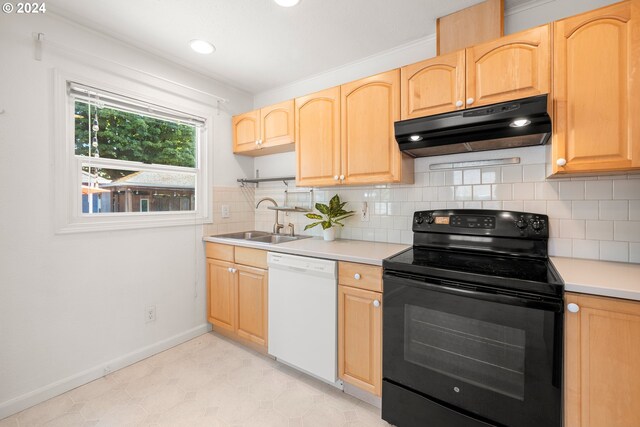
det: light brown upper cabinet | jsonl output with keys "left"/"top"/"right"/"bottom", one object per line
{"left": 401, "top": 50, "right": 466, "bottom": 120}
{"left": 296, "top": 72, "right": 413, "bottom": 186}
{"left": 295, "top": 87, "right": 342, "bottom": 187}
{"left": 232, "top": 100, "right": 295, "bottom": 156}
{"left": 552, "top": 1, "right": 640, "bottom": 174}
{"left": 402, "top": 24, "right": 550, "bottom": 120}
{"left": 341, "top": 70, "right": 413, "bottom": 185}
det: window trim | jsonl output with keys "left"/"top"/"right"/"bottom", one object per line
{"left": 53, "top": 68, "right": 214, "bottom": 233}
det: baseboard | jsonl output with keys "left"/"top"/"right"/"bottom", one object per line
{"left": 344, "top": 382, "right": 382, "bottom": 408}
{"left": 0, "top": 323, "right": 210, "bottom": 420}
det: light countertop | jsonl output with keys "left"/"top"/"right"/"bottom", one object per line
{"left": 203, "top": 235, "right": 410, "bottom": 266}
{"left": 551, "top": 257, "right": 640, "bottom": 301}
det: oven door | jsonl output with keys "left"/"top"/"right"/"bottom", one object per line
{"left": 383, "top": 272, "right": 563, "bottom": 427}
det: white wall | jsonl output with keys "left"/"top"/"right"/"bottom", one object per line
{"left": 0, "top": 12, "right": 253, "bottom": 418}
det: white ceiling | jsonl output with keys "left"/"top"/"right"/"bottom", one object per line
{"left": 47, "top": 0, "right": 532, "bottom": 94}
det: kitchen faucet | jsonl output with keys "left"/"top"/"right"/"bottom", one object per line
{"left": 256, "top": 197, "right": 284, "bottom": 234}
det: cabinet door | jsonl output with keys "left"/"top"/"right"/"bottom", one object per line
{"left": 338, "top": 285, "right": 382, "bottom": 396}
{"left": 565, "top": 293, "right": 640, "bottom": 427}
{"left": 466, "top": 24, "right": 550, "bottom": 108}
{"left": 553, "top": 1, "right": 639, "bottom": 174}
{"left": 260, "top": 100, "right": 295, "bottom": 152}
{"left": 232, "top": 110, "right": 260, "bottom": 154}
{"left": 341, "top": 70, "right": 403, "bottom": 185}
{"left": 235, "top": 265, "right": 268, "bottom": 348}
{"left": 206, "top": 259, "right": 236, "bottom": 332}
{"left": 295, "top": 87, "right": 342, "bottom": 186}
{"left": 401, "top": 50, "right": 466, "bottom": 119}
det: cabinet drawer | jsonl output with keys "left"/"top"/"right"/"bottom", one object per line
{"left": 234, "top": 246, "right": 268, "bottom": 269}
{"left": 206, "top": 243, "right": 234, "bottom": 262}
{"left": 338, "top": 262, "right": 382, "bottom": 292}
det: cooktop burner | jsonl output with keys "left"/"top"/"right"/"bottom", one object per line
{"left": 383, "top": 209, "right": 564, "bottom": 297}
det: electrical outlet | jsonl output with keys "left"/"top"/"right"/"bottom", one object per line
{"left": 221, "top": 205, "right": 230, "bottom": 218}
{"left": 361, "top": 202, "right": 369, "bottom": 222}
{"left": 145, "top": 305, "right": 156, "bottom": 323}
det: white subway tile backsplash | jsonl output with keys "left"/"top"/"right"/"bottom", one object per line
{"left": 572, "top": 239, "right": 600, "bottom": 260}
{"left": 463, "top": 169, "right": 481, "bottom": 185}
{"left": 585, "top": 180, "right": 613, "bottom": 200}
{"left": 522, "top": 164, "right": 546, "bottom": 182}
{"left": 375, "top": 229, "right": 388, "bottom": 242}
{"left": 483, "top": 201, "right": 503, "bottom": 210}
{"left": 445, "top": 170, "right": 463, "bottom": 186}
{"left": 492, "top": 184, "right": 513, "bottom": 201}
{"left": 430, "top": 171, "right": 445, "bottom": 186}
{"left": 630, "top": 243, "right": 640, "bottom": 263}
{"left": 503, "top": 200, "right": 524, "bottom": 211}
{"left": 464, "top": 201, "right": 483, "bottom": 209}
{"left": 614, "top": 221, "right": 640, "bottom": 242}
{"left": 599, "top": 200, "right": 629, "bottom": 220}
{"left": 572, "top": 201, "right": 599, "bottom": 220}
{"left": 600, "top": 241, "right": 629, "bottom": 262}
{"left": 401, "top": 230, "right": 413, "bottom": 244}
{"left": 455, "top": 186, "right": 473, "bottom": 201}
{"left": 559, "top": 219, "right": 586, "bottom": 239}
{"left": 447, "top": 201, "right": 465, "bottom": 209}
{"left": 481, "top": 167, "right": 500, "bottom": 184}
{"left": 393, "top": 216, "right": 410, "bottom": 230}
{"left": 513, "top": 183, "right": 535, "bottom": 200}
{"left": 422, "top": 187, "right": 438, "bottom": 201}
{"left": 559, "top": 181, "right": 585, "bottom": 200}
{"left": 387, "top": 229, "right": 402, "bottom": 244}
{"left": 546, "top": 200, "right": 572, "bottom": 219}
{"left": 535, "top": 181, "right": 559, "bottom": 200}
{"left": 548, "top": 219, "right": 560, "bottom": 238}
{"left": 630, "top": 200, "right": 640, "bottom": 221}
{"left": 501, "top": 165, "right": 523, "bottom": 183}
{"left": 586, "top": 220, "right": 614, "bottom": 241}
{"left": 473, "top": 185, "right": 491, "bottom": 200}
{"left": 523, "top": 200, "right": 546, "bottom": 214}
{"left": 613, "top": 180, "right": 640, "bottom": 199}
{"left": 438, "top": 186, "right": 455, "bottom": 201}
{"left": 549, "top": 238, "right": 572, "bottom": 257}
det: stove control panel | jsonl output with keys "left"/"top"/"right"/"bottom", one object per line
{"left": 413, "top": 209, "right": 549, "bottom": 238}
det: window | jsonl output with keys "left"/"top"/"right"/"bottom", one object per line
{"left": 54, "top": 71, "right": 213, "bottom": 232}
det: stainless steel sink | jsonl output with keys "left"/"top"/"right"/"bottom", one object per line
{"left": 214, "top": 230, "right": 273, "bottom": 240}
{"left": 213, "top": 230, "right": 311, "bottom": 244}
{"left": 248, "top": 234, "right": 311, "bottom": 244}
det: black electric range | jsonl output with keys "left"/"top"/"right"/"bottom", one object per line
{"left": 382, "top": 209, "right": 564, "bottom": 427}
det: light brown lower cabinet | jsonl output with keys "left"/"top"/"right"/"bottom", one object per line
{"left": 206, "top": 243, "right": 268, "bottom": 352}
{"left": 565, "top": 292, "right": 640, "bottom": 427}
{"left": 338, "top": 261, "right": 383, "bottom": 397}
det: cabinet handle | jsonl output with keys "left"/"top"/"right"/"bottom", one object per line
{"left": 556, "top": 158, "right": 567, "bottom": 167}
{"left": 466, "top": 97, "right": 474, "bottom": 105}
{"left": 455, "top": 100, "right": 463, "bottom": 108}
{"left": 354, "top": 273, "right": 361, "bottom": 280}
{"left": 229, "top": 268, "right": 237, "bottom": 274}
{"left": 373, "top": 300, "right": 381, "bottom": 308}
{"left": 227, "top": 267, "right": 232, "bottom": 272}
{"left": 255, "top": 140, "right": 260, "bottom": 146}
{"left": 334, "top": 175, "right": 339, "bottom": 181}
{"left": 339, "top": 174, "right": 345, "bottom": 181}
{"left": 567, "top": 303, "right": 580, "bottom": 313}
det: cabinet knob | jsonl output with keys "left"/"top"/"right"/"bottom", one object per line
{"left": 567, "top": 303, "right": 580, "bottom": 313}
{"left": 466, "top": 97, "right": 475, "bottom": 105}
{"left": 373, "top": 300, "right": 381, "bottom": 308}
{"left": 255, "top": 140, "right": 260, "bottom": 146}
{"left": 227, "top": 267, "right": 232, "bottom": 272}
{"left": 556, "top": 158, "right": 567, "bottom": 167}
{"left": 455, "top": 100, "right": 463, "bottom": 108}
{"left": 334, "top": 175, "right": 339, "bottom": 180}
{"left": 354, "top": 273, "right": 361, "bottom": 280}
{"left": 339, "top": 174, "right": 345, "bottom": 181}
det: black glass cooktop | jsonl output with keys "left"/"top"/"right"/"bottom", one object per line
{"left": 384, "top": 247, "right": 563, "bottom": 297}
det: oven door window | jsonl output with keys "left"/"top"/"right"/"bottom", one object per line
{"left": 383, "top": 274, "right": 562, "bottom": 427}
{"left": 405, "top": 305, "right": 525, "bottom": 400}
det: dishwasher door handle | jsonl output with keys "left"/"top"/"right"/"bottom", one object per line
{"left": 286, "top": 266, "right": 309, "bottom": 273}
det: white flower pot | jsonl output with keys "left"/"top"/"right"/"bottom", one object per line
{"left": 323, "top": 227, "right": 336, "bottom": 241}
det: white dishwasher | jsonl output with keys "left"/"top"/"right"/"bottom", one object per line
{"left": 267, "top": 252, "right": 339, "bottom": 385}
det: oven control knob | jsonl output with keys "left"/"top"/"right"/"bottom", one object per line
{"left": 426, "top": 214, "right": 435, "bottom": 224}
{"left": 415, "top": 215, "right": 424, "bottom": 224}
{"left": 531, "top": 220, "right": 543, "bottom": 232}
{"left": 515, "top": 218, "right": 528, "bottom": 229}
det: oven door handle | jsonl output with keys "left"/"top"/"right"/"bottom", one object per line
{"left": 385, "top": 273, "right": 563, "bottom": 312}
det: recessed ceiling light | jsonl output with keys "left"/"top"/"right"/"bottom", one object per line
{"left": 274, "top": 0, "right": 300, "bottom": 7}
{"left": 510, "top": 119, "right": 531, "bottom": 127}
{"left": 189, "top": 39, "right": 215, "bottom": 54}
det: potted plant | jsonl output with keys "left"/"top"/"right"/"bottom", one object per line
{"left": 304, "top": 194, "right": 355, "bottom": 241}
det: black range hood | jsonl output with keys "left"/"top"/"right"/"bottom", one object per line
{"left": 395, "top": 94, "right": 551, "bottom": 158}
